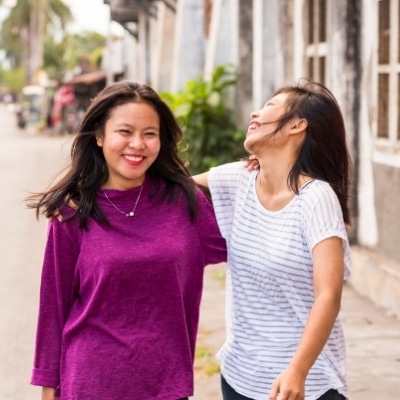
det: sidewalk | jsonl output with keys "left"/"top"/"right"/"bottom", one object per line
{"left": 193, "top": 262, "right": 400, "bottom": 399}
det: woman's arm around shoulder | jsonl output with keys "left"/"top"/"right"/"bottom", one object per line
{"left": 192, "top": 172, "right": 209, "bottom": 188}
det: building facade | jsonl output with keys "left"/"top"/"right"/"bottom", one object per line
{"left": 104, "top": 0, "right": 400, "bottom": 316}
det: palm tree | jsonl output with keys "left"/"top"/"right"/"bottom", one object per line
{"left": 0, "top": 0, "right": 73, "bottom": 84}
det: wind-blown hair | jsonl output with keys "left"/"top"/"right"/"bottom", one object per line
{"left": 26, "top": 81, "right": 199, "bottom": 227}
{"left": 271, "top": 79, "right": 352, "bottom": 225}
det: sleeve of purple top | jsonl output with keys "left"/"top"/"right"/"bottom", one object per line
{"left": 30, "top": 214, "right": 81, "bottom": 388}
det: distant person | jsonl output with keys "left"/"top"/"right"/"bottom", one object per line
{"left": 3, "top": 93, "right": 13, "bottom": 104}
{"left": 194, "top": 79, "right": 352, "bottom": 400}
{"left": 26, "top": 81, "right": 226, "bottom": 400}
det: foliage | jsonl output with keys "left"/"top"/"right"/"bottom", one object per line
{"left": 43, "top": 32, "right": 105, "bottom": 80}
{"left": 0, "top": 0, "right": 73, "bottom": 68}
{"left": 194, "top": 344, "right": 220, "bottom": 377}
{"left": 0, "top": 67, "right": 24, "bottom": 94}
{"left": 61, "top": 32, "right": 106, "bottom": 70}
{"left": 43, "top": 35, "right": 67, "bottom": 81}
{"left": 161, "top": 65, "right": 246, "bottom": 174}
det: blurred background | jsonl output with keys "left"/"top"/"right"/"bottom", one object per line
{"left": 0, "top": 1, "right": 400, "bottom": 399}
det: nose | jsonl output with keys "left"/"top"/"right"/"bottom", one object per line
{"left": 128, "top": 134, "right": 145, "bottom": 149}
{"left": 250, "top": 109, "right": 259, "bottom": 120}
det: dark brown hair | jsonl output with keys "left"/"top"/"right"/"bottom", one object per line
{"left": 270, "top": 79, "right": 352, "bottom": 225}
{"left": 26, "top": 81, "right": 199, "bottom": 227}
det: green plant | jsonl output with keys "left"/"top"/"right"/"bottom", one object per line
{"left": 161, "top": 64, "right": 246, "bottom": 174}
{"left": 194, "top": 345, "right": 220, "bottom": 377}
{"left": 1, "top": 67, "right": 24, "bottom": 95}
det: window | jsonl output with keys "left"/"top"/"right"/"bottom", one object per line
{"left": 377, "top": 0, "right": 400, "bottom": 143}
{"left": 305, "top": 0, "right": 327, "bottom": 85}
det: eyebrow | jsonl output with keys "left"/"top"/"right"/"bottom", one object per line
{"left": 115, "top": 122, "right": 159, "bottom": 130}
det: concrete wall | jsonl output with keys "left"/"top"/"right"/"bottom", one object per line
{"left": 171, "top": 0, "right": 205, "bottom": 91}
{"left": 372, "top": 164, "right": 400, "bottom": 263}
{"left": 152, "top": 3, "right": 176, "bottom": 91}
{"left": 252, "top": 0, "right": 277, "bottom": 108}
{"left": 348, "top": 0, "right": 400, "bottom": 317}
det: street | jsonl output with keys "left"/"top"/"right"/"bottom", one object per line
{"left": 0, "top": 104, "right": 73, "bottom": 399}
{"left": 0, "top": 103, "right": 399, "bottom": 399}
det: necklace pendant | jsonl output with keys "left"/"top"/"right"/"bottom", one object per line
{"left": 103, "top": 184, "right": 143, "bottom": 218}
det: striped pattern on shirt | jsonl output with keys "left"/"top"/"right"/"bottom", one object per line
{"left": 208, "top": 161, "right": 351, "bottom": 400}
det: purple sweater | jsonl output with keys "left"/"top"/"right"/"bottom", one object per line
{"left": 31, "top": 177, "right": 226, "bottom": 400}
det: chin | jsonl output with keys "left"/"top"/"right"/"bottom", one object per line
{"left": 243, "top": 139, "right": 253, "bottom": 153}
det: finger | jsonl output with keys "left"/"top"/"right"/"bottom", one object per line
{"left": 269, "top": 382, "right": 280, "bottom": 400}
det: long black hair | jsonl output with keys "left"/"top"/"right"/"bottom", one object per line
{"left": 270, "top": 79, "right": 352, "bottom": 225}
{"left": 26, "top": 81, "right": 199, "bottom": 227}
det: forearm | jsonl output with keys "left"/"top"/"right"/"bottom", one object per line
{"left": 288, "top": 291, "right": 341, "bottom": 378}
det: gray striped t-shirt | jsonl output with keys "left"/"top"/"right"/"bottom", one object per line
{"left": 208, "top": 161, "right": 351, "bottom": 400}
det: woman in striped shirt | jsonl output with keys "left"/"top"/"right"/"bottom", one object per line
{"left": 194, "top": 79, "right": 351, "bottom": 400}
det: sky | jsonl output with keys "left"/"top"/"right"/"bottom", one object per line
{"left": 0, "top": 0, "right": 124, "bottom": 36}
{"left": 0, "top": 0, "right": 123, "bottom": 67}
{"left": 64, "top": 0, "right": 124, "bottom": 36}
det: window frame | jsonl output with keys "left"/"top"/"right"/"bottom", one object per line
{"left": 375, "top": 0, "right": 400, "bottom": 152}
{"left": 305, "top": 0, "right": 328, "bottom": 85}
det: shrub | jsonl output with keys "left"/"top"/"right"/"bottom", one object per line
{"left": 161, "top": 64, "right": 245, "bottom": 174}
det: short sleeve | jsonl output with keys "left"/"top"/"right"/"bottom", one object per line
{"left": 208, "top": 161, "right": 253, "bottom": 239}
{"left": 301, "top": 182, "right": 352, "bottom": 279}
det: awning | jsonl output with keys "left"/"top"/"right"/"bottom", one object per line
{"left": 68, "top": 71, "right": 107, "bottom": 85}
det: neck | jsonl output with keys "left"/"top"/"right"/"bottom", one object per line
{"left": 256, "top": 154, "right": 294, "bottom": 196}
{"left": 102, "top": 177, "right": 145, "bottom": 191}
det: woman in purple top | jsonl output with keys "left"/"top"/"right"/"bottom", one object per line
{"left": 26, "top": 81, "right": 227, "bottom": 400}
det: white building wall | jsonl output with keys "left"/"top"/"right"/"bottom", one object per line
{"left": 204, "top": 0, "right": 239, "bottom": 80}
{"left": 152, "top": 3, "right": 176, "bottom": 91}
{"left": 293, "top": 0, "right": 306, "bottom": 82}
{"left": 137, "top": 14, "right": 150, "bottom": 84}
{"left": 358, "top": 0, "right": 378, "bottom": 247}
{"left": 252, "top": 0, "right": 278, "bottom": 108}
{"left": 172, "top": 0, "right": 205, "bottom": 91}
{"left": 124, "top": 32, "right": 139, "bottom": 81}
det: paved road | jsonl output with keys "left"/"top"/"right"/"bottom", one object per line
{"left": 0, "top": 103, "right": 399, "bottom": 399}
{"left": 0, "top": 104, "right": 73, "bottom": 399}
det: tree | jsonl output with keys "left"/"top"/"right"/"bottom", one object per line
{"left": 43, "top": 31, "right": 106, "bottom": 81}
{"left": 0, "top": 0, "right": 73, "bottom": 83}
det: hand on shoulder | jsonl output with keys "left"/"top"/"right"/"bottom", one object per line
{"left": 243, "top": 155, "right": 259, "bottom": 171}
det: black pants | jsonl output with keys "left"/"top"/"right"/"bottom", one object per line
{"left": 221, "top": 374, "right": 347, "bottom": 400}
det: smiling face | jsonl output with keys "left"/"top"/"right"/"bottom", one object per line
{"left": 244, "top": 92, "right": 290, "bottom": 153}
{"left": 96, "top": 101, "right": 161, "bottom": 190}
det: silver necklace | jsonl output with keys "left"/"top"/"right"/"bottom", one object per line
{"left": 103, "top": 185, "right": 144, "bottom": 217}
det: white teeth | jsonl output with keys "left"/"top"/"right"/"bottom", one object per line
{"left": 125, "top": 155, "right": 143, "bottom": 161}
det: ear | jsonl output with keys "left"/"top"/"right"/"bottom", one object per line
{"left": 96, "top": 134, "right": 103, "bottom": 147}
{"left": 289, "top": 118, "right": 307, "bottom": 134}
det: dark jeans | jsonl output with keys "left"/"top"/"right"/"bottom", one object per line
{"left": 221, "top": 374, "right": 347, "bottom": 400}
